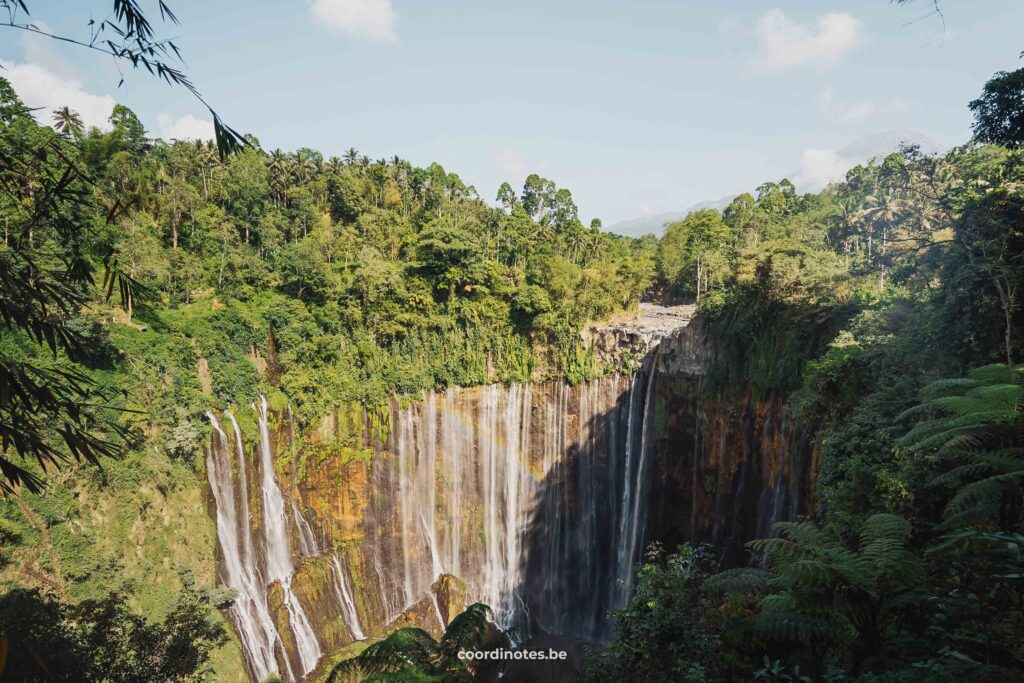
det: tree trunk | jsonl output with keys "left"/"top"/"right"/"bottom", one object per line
{"left": 991, "top": 273, "right": 1016, "bottom": 366}
{"left": 695, "top": 260, "right": 703, "bottom": 304}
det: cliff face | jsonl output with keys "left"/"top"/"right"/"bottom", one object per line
{"left": 205, "top": 306, "right": 817, "bottom": 681}
{"left": 583, "top": 304, "right": 817, "bottom": 563}
{"left": 647, "top": 378, "right": 820, "bottom": 564}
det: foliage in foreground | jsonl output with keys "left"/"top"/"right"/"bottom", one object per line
{"left": 578, "top": 544, "right": 756, "bottom": 683}
{"left": 0, "top": 580, "right": 229, "bottom": 682}
{"left": 327, "top": 603, "right": 494, "bottom": 683}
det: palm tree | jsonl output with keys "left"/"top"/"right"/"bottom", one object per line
{"left": 858, "top": 191, "right": 906, "bottom": 288}
{"left": 832, "top": 198, "right": 863, "bottom": 265}
{"left": 586, "top": 232, "right": 606, "bottom": 262}
{"left": 535, "top": 219, "right": 556, "bottom": 245}
{"left": 327, "top": 603, "right": 494, "bottom": 683}
{"left": 343, "top": 147, "right": 360, "bottom": 166}
{"left": 325, "top": 156, "right": 344, "bottom": 175}
{"left": 267, "top": 149, "right": 289, "bottom": 207}
{"left": 194, "top": 140, "right": 218, "bottom": 199}
{"left": 370, "top": 158, "right": 401, "bottom": 207}
{"left": 565, "top": 229, "right": 587, "bottom": 264}
{"left": 291, "top": 151, "right": 316, "bottom": 185}
{"left": 859, "top": 192, "right": 905, "bottom": 249}
{"left": 51, "top": 106, "right": 83, "bottom": 137}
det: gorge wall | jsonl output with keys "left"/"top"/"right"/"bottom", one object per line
{"left": 205, "top": 307, "right": 818, "bottom": 682}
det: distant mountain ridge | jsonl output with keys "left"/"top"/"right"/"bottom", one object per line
{"left": 832, "top": 129, "right": 943, "bottom": 170}
{"left": 607, "top": 129, "right": 944, "bottom": 237}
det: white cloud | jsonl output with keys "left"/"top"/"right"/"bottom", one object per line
{"left": 157, "top": 113, "right": 214, "bottom": 141}
{"left": 495, "top": 149, "right": 526, "bottom": 177}
{"left": 754, "top": 9, "right": 861, "bottom": 70}
{"left": 815, "top": 87, "right": 908, "bottom": 126}
{"left": 795, "top": 147, "right": 851, "bottom": 189}
{"left": 309, "top": 0, "right": 398, "bottom": 42}
{"left": 0, "top": 59, "right": 115, "bottom": 130}
{"left": 19, "top": 21, "right": 77, "bottom": 79}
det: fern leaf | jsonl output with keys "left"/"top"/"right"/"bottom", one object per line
{"left": 705, "top": 567, "right": 771, "bottom": 594}
{"left": 859, "top": 514, "right": 912, "bottom": 546}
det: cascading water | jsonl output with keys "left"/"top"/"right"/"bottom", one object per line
{"left": 205, "top": 412, "right": 282, "bottom": 683}
{"left": 207, "top": 399, "right": 375, "bottom": 682}
{"left": 255, "top": 397, "right": 322, "bottom": 676}
{"left": 373, "top": 366, "right": 659, "bottom": 642}
{"left": 293, "top": 501, "right": 318, "bottom": 557}
{"left": 209, "top": 348, "right": 669, "bottom": 679}
{"left": 612, "top": 373, "right": 643, "bottom": 609}
{"left": 225, "top": 412, "right": 255, "bottom": 568}
{"left": 329, "top": 554, "right": 366, "bottom": 640}
{"left": 622, "top": 345, "right": 661, "bottom": 599}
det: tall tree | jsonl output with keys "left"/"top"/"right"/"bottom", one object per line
{"left": 521, "top": 173, "right": 555, "bottom": 223}
{"left": 496, "top": 181, "right": 517, "bottom": 212}
{"left": 657, "top": 209, "right": 734, "bottom": 302}
{"left": 969, "top": 68, "right": 1024, "bottom": 148}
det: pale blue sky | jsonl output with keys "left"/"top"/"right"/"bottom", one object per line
{"left": 2, "top": 0, "right": 1023, "bottom": 224}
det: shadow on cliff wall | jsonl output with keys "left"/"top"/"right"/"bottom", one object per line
{"left": 514, "top": 368, "right": 819, "bottom": 651}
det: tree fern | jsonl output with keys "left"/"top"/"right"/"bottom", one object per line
{"left": 326, "top": 603, "right": 494, "bottom": 683}
{"left": 327, "top": 629, "right": 441, "bottom": 682}
{"left": 898, "top": 364, "right": 1024, "bottom": 530}
{"left": 709, "top": 515, "right": 924, "bottom": 671}
{"left": 929, "top": 530, "right": 1024, "bottom": 581}
{"left": 437, "top": 603, "right": 491, "bottom": 661}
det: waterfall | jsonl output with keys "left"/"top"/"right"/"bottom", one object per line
{"left": 441, "top": 391, "right": 464, "bottom": 575}
{"left": 293, "top": 501, "right": 318, "bottom": 557}
{"left": 613, "top": 372, "right": 642, "bottom": 609}
{"left": 480, "top": 383, "right": 532, "bottom": 635}
{"left": 255, "top": 397, "right": 322, "bottom": 676}
{"left": 395, "top": 404, "right": 416, "bottom": 608}
{"left": 420, "top": 392, "right": 443, "bottom": 581}
{"left": 205, "top": 412, "right": 282, "bottom": 683}
{"left": 481, "top": 385, "right": 501, "bottom": 624}
{"left": 225, "top": 412, "right": 255, "bottom": 568}
{"left": 330, "top": 554, "right": 365, "bottom": 640}
{"left": 377, "top": 373, "right": 659, "bottom": 641}
{"left": 211, "top": 355, "right": 669, "bottom": 679}
{"left": 622, "top": 346, "right": 661, "bottom": 602}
